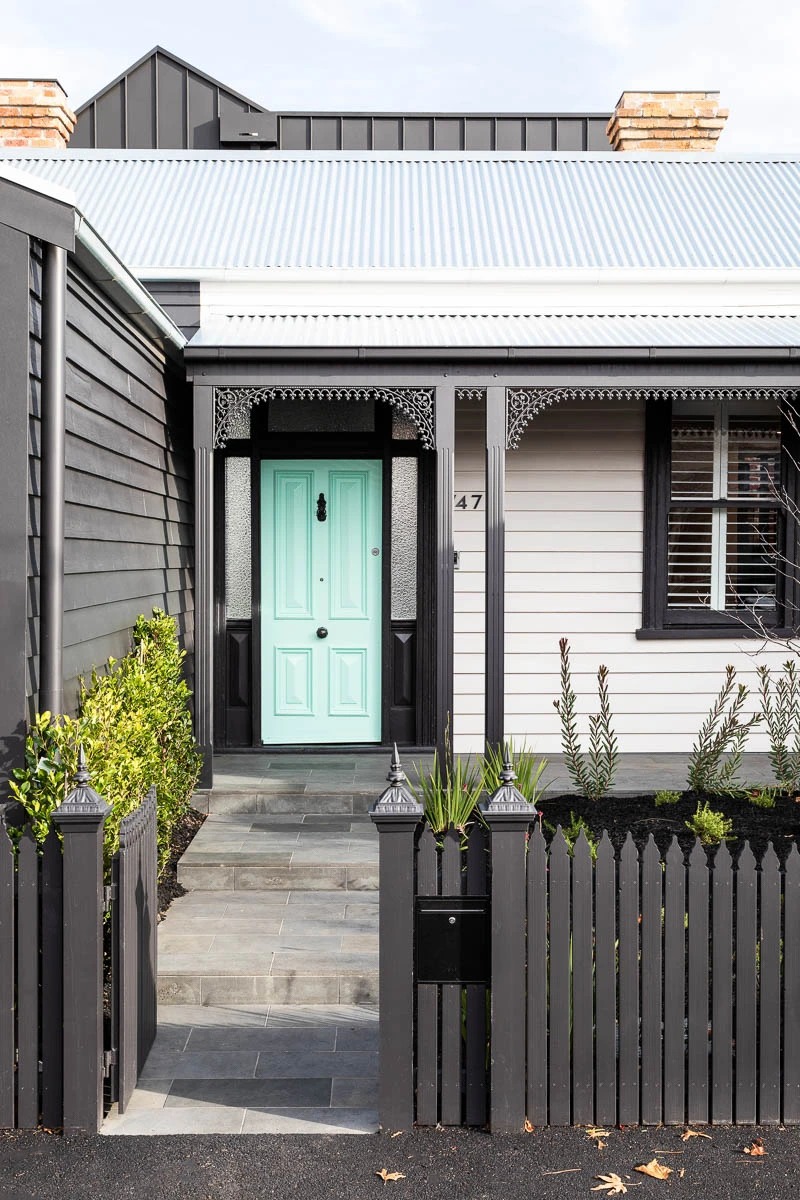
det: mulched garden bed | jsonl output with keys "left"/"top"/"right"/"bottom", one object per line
{"left": 537, "top": 791, "right": 800, "bottom": 867}
{"left": 157, "top": 806, "right": 206, "bottom": 918}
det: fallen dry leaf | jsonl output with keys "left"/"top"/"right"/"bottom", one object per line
{"left": 390, "top": 1131, "right": 403, "bottom": 1139}
{"left": 587, "top": 1127, "right": 610, "bottom": 1140}
{"left": 681, "top": 1129, "right": 712, "bottom": 1142}
{"left": 376, "top": 1169, "right": 406, "bottom": 1184}
{"left": 592, "top": 1173, "right": 628, "bottom": 1195}
{"left": 679, "top": 1169, "right": 685, "bottom": 1179}
{"left": 524, "top": 1118, "right": 535, "bottom": 1133}
{"left": 743, "top": 1138, "right": 767, "bottom": 1156}
{"left": 635, "top": 1159, "right": 672, "bottom": 1180}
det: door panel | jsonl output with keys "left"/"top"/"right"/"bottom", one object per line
{"left": 261, "top": 459, "right": 382, "bottom": 744}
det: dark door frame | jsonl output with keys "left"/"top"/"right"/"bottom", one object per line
{"left": 212, "top": 401, "right": 437, "bottom": 752}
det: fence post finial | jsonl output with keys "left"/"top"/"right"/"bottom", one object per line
{"left": 54, "top": 745, "right": 111, "bottom": 823}
{"left": 370, "top": 746, "right": 423, "bottom": 818}
{"left": 481, "top": 745, "right": 537, "bottom": 817}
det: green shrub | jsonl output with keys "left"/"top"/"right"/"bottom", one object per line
{"left": 654, "top": 789, "right": 681, "bottom": 806}
{"left": 747, "top": 785, "right": 778, "bottom": 809}
{"left": 686, "top": 800, "right": 734, "bottom": 845}
{"left": 553, "top": 638, "right": 619, "bottom": 801}
{"left": 544, "top": 812, "right": 598, "bottom": 860}
{"left": 8, "top": 609, "right": 201, "bottom": 872}
{"left": 757, "top": 661, "right": 800, "bottom": 794}
{"left": 413, "top": 750, "right": 484, "bottom": 834}
{"left": 687, "top": 665, "right": 760, "bottom": 795}
{"left": 480, "top": 738, "right": 549, "bottom": 806}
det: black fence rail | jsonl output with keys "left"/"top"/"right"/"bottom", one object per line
{"left": 0, "top": 755, "right": 158, "bottom": 1133}
{"left": 110, "top": 785, "right": 158, "bottom": 1113}
{"left": 371, "top": 751, "right": 800, "bottom": 1132}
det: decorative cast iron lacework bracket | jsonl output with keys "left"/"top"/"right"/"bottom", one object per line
{"left": 213, "top": 385, "right": 436, "bottom": 449}
{"left": 505, "top": 386, "right": 799, "bottom": 450}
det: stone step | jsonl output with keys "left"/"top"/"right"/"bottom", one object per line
{"left": 193, "top": 790, "right": 378, "bottom": 816}
{"left": 156, "top": 890, "right": 379, "bottom": 1007}
{"left": 177, "top": 812, "right": 379, "bottom": 891}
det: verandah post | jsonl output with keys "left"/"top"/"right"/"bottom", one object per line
{"left": 52, "top": 748, "right": 110, "bottom": 1135}
{"left": 370, "top": 747, "right": 423, "bottom": 1130}
{"left": 481, "top": 749, "right": 533, "bottom": 1132}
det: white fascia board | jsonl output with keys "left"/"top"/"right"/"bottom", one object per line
{"left": 197, "top": 271, "right": 800, "bottom": 320}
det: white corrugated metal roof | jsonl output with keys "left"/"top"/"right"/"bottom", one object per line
{"left": 5, "top": 150, "right": 800, "bottom": 273}
{"left": 188, "top": 312, "right": 800, "bottom": 349}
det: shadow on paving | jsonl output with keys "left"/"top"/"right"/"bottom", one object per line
{"left": 2, "top": 1125, "right": 799, "bottom": 1200}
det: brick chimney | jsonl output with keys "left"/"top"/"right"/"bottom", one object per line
{"left": 0, "top": 79, "right": 75, "bottom": 149}
{"left": 607, "top": 91, "right": 728, "bottom": 152}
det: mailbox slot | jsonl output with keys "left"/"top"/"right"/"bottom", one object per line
{"left": 415, "top": 896, "right": 490, "bottom": 984}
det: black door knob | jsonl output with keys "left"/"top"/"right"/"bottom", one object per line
{"left": 316, "top": 627, "right": 328, "bottom": 639}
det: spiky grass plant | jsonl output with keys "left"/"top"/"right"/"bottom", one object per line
{"left": 757, "top": 660, "right": 800, "bottom": 795}
{"left": 413, "top": 750, "right": 484, "bottom": 834}
{"left": 687, "top": 665, "right": 761, "bottom": 795}
{"left": 553, "top": 638, "right": 619, "bottom": 801}
{"left": 480, "top": 738, "right": 549, "bottom": 806}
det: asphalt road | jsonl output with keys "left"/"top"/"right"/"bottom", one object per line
{"left": 1, "top": 1125, "right": 798, "bottom": 1200}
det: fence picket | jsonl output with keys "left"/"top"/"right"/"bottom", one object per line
{"left": 711, "top": 842, "right": 733, "bottom": 1125}
{"left": 784, "top": 844, "right": 800, "bottom": 1124}
{"left": 416, "top": 827, "right": 439, "bottom": 1126}
{"left": 641, "top": 835, "right": 663, "bottom": 1125}
{"left": 0, "top": 824, "right": 14, "bottom": 1129}
{"left": 41, "top": 830, "right": 63, "bottom": 1130}
{"left": 527, "top": 823, "right": 548, "bottom": 1126}
{"left": 663, "top": 838, "right": 685, "bottom": 1124}
{"left": 759, "top": 844, "right": 781, "bottom": 1124}
{"left": 440, "top": 827, "right": 463, "bottom": 1126}
{"left": 548, "top": 829, "right": 571, "bottom": 1125}
{"left": 618, "top": 833, "right": 639, "bottom": 1126}
{"left": 16, "top": 828, "right": 39, "bottom": 1129}
{"left": 687, "top": 840, "right": 710, "bottom": 1124}
{"left": 571, "top": 831, "right": 593, "bottom": 1125}
{"left": 465, "top": 824, "right": 487, "bottom": 1127}
{"left": 735, "top": 843, "right": 757, "bottom": 1124}
{"left": 594, "top": 832, "right": 616, "bottom": 1127}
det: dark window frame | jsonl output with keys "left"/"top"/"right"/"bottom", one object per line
{"left": 639, "top": 395, "right": 800, "bottom": 640}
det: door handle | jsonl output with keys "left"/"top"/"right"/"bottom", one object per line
{"left": 316, "top": 627, "right": 329, "bottom": 639}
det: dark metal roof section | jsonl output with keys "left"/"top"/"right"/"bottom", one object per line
{"left": 72, "top": 46, "right": 612, "bottom": 152}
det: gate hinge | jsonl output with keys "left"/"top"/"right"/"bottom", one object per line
{"left": 103, "top": 1049, "right": 117, "bottom": 1078}
{"left": 103, "top": 883, "right": 118, "bottom": 911}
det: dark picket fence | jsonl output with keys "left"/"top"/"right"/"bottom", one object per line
{"left": 371, "top": 753, "right": 800, "bottom": 1132}
{"left": 0, "top": 761, "right": 158, "bottom": 1132}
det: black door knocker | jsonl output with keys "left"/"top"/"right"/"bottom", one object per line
{"left": 317, "top": 493, "right": 327, "bottom": 522}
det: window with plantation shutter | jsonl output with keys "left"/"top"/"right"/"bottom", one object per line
{"left": 641, "top": 392, "right": 798, "bottom": 639}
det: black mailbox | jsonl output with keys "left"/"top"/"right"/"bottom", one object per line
{"left": 415, "top": 896, "right": 490, "bottom": 985}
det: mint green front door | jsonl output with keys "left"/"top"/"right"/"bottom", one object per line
{"left": 261, "top": 459, "right": 383, "bottom": 744}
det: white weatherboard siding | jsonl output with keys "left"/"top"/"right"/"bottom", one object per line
{"left": 452, "top": 393, "right": 785, "bottom": 756}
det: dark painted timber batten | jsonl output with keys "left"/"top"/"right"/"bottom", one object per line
{"left": 485, "top": 385, "right": 505, "bottom": 751}
{"left": 434, "top": 385, "right": 455, "bottom": 761}
{"left": 38, "top": 244, "right": 67, "bottom": 716}
{"left": 194, "top": 384, "right": 214, "bottom": 788}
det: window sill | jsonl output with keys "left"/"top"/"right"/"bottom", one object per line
{"left": 636, "top": 626, "right": 795, "bottom": 641}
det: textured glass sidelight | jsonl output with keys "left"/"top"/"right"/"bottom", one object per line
{"left": 225, "top": 457, "right": 252, "bottom": 619}
{"left": 391, "top": 457, "right": 418, "bottom": 619}
{"left": 268, "top": 395, "right": 375, "bottom": 432}
{"left": 392, "top": 410, "right": 419, "bottom": 440}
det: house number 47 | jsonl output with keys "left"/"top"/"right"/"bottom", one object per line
{"left": 454, "top": 493, "right": 484, "bottom": 510}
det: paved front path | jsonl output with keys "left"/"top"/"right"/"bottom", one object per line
{"left": 101, "top": 1003, "right": 378, "bottom": 1135}
{"left": 5, "top": 1125, "right": 800, "bottom": 1198}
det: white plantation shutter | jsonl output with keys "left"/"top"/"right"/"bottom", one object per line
{"left": 667, "top": 404, "right": 780, "bottom": 611}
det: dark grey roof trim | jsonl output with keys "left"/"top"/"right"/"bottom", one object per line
{"left": 0, "top": 173, "right": 74, "bottom": 250}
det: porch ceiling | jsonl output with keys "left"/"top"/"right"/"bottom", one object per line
{"left": 188, "top": 311, "right": 800, "bottom": 350}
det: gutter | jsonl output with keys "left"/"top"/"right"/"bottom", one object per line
{"left": 184, "top": 344, "right": 800, "bottom": 362}
{"left": 73, "top": 214, "right": 186, "bottom": 355}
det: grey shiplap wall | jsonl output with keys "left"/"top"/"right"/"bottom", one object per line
{"left": 144, "top": 281, "right": 200, "bottom": 341}
{"left": 28, "top": 242, "right": 194, "bottom": 716}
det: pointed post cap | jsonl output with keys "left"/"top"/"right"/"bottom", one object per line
{"left": 370, "top": 744, "right": 423, "bottom": 823}
{"left": 53, "top": 745, "right": 111, "bottom": 826}
{"left": 480, "top": 742, "right": 538, "bottom": 824}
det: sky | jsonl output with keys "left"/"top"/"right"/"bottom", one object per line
{"left": 3, "top": 0, "right": 798, "bottom": 151}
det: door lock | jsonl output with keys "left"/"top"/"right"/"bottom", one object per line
{"left": 316, "top": 627, "right": 329, "bottom": 639}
